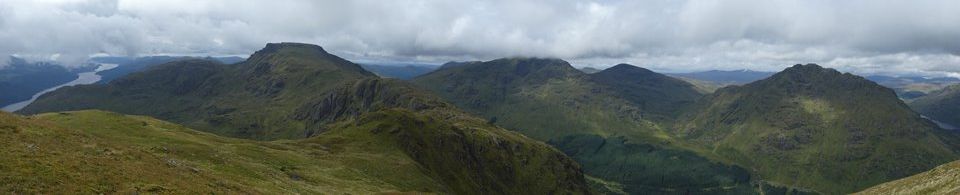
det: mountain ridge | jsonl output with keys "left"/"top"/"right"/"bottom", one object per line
{"left": 20, "top": 43, "right": 378, "bottom": 139}
{"left": 413, "top": 58, "right": 778, "bottom": 194}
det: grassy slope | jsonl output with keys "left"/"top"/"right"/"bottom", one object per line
{"left": 677, "top": 64, "right": 960, "bottom": 194}
{"left": 2, "top": 109, "right": 589, "bottom": 194}
{"left": 413, "top": 59, "right": 772, "bottom": 194}
{"left": 909, "top": 84, "right": 960, "bottom": 128}
{"left": 332, "top": 109, "right": 589, "bottom": 194}
{"left": 0, "top": 110, "right": 442, "bottom": 194}
{"left": 855, "top": 160, "right": 960, "bottom": 195}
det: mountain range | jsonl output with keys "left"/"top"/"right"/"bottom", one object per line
{"left": 22, "top": 43, "right": 378, "bottom": 139}
{"left": 415, "top": 59, "right": 812, "bottom": 194}
{"left": 11, "top": 43, "right": 590, "bottom": 194}
{"left": 5, "top": 42, "right": 959, "bottom": 194}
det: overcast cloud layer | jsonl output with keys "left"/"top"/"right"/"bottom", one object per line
{"left": 0, "top": 0, "right": 958, "bottom": 76}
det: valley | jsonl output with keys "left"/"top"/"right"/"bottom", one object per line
{"left": 1, "top": 63, "right": 117, "bottom": 112}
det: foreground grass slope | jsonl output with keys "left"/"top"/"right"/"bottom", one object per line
{"left": 1, "top": 109, "right": 589, "bottom": 194}
{"left": 1, "top": 110, "right": 442, "bottom": 194}
{"left": 677, "top": 64, "right": 960, "bottom": 194}
{"left": 855, "top": 160, "right": 960, "bottom": 195}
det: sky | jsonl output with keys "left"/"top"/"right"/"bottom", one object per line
{"left": 0, "top": 0, "right": 958, "bottom": 77}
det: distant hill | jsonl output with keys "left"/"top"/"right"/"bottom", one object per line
{"left": 669, "top": 69, "right": 775, "bottom": 85}
{"left": 909, "top": 84, "right": 960, "bottom": 129}
{"left": 16, "top": 43, "right": 590, "bottom": 194}
{"left": 211, "top": 56, "right": 246, "bottom": 64}
{"left": 865, "top": 75, "right": 960, "bottom": 99}
{"left": 855, "top": 159, "right": 960, "bottom": 195}
{"left": 93, "top": 56, "right": 246, "bottom": 84}
{"left": 579, "top": 67, "right": 601, "bottom": 74}
{"left": 359, "top": 63, "right": 438, "bottom": 79}
{"left": 590, "top": 64, "right": 704, "bottom": 118}
{"left": 0, "top": 57, "right": 94, "bottom": 108}
{"left": 668, "top": 70, "right": 960, "bottom": 99}
{"left": 1, "top": 55, "right": 241, "bottom": 109}
{"left": 93, "top": 56, "right": 180, "bottom": 84}
{"left": 677, "top": 64, "right": 960, "bottom": 194}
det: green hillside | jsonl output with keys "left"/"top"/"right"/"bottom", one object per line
{"left": 1, "top": 110, "right": 441, "bottom": 194}
{"left": 413, "top": 59, "right": 774, "bottom": 194}
{"left": 855, "top": 160, "right": 960, "bottom": 195}
{"left": 590, "top": 64, "right": 704, "bottom": 122}
{"left": 909, "top": 84, "right": 960, "bottom": 129}
{"left": 676, "top": 64, "right": 960, "bottom": 194}
{"left": 413, "top": 58, "right": 691, "bottom": 142}
{"left": 414, "top": 60, "right": 960, "bottom": 194}
{"left": 21, "top": 43, "right": 375, "bottom": 140}
{"left": 0, "top": 109, "right": 587, "bottom": 194}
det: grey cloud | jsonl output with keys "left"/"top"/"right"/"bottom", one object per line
{"left": 0, "top": 0, "right": 958, "bottom": 77}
